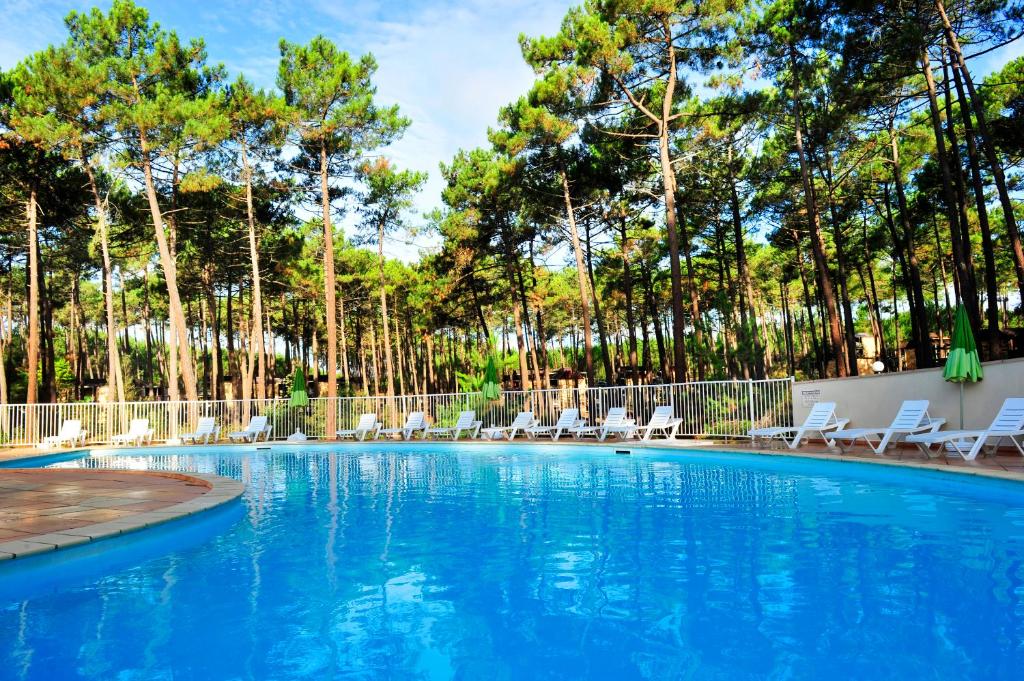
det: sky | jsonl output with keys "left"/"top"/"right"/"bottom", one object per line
{"left": 0, "top": 0, "right": 576, "bottom": 259}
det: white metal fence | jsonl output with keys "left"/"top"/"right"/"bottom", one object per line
{"left": 0, "top": 378, "right": 794, "bottom": 447}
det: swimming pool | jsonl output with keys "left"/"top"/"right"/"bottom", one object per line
{"left": 2, "top": 443, "right": 1023, "bottom": 680}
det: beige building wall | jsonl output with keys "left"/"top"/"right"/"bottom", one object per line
{"left": 792, "top": 357, "right": 1024, "bottom": 430}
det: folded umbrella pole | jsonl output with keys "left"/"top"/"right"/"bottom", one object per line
{"left": 943, "top": 304, "right": 983, "bottom": 429}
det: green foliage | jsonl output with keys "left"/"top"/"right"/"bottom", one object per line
{"left": 1, "top": 0, "right": 1023, "bottom": 411}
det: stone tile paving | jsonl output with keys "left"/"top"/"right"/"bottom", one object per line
{"left": 0, "top": 468, "right": 244, "bottom": 561}
{"left": 0, "top": 469, "right": 210, "bottom": 544}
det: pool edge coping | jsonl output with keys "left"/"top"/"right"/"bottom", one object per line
{"left": 0, "top": 471, "right": 244, "bottom": 562}
{"left": 7, "top": 437, "right": 1024, "bottom": 484}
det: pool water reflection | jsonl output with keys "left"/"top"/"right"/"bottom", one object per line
{"left": 1, "top": 444, "right": 1023, "bottom": 680}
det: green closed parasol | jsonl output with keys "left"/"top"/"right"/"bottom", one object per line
{"left": 289, "top": 367, "right": 309, "bottom": 408}
{"left": 943, "top": 304, "right": 983, "bottom": 428}
{"left": 482, "top": 355, "right": 501, "bottom": 401}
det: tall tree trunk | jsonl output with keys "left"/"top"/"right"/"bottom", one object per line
{"left": 41, "top": 271, "right": 55, "bottom": 402}
{"left": 468, "top": 273, "right": 490, "bottom": 340}
{"left": 727, "top": 155, "right": 764, "bottom": 378}
{"left": 515, "top": 263, "right": 544, "bottom": 391}
{"left": 393, "top": 299, "right": 406, "bottom": 397}
{"left": 817, "top": 151, "right": 858, "bottom": 375}
{"left": 942, "top": 56, "right": 982, "bottom": 340}
{"left": 338, "top": 293, "right": 350, "bottom": 392}
{"left": 559, "top": 163, "right": 596, "bottom": 382}
{"left": 936, "top": 0, "right": 1024, "bottom": 302}
{"left": 675, "top": 198, "right": 707, "bottom": 380}
{"left": 240, "top": 140, "right": 267, "bottom": 401}
{"left": 137, "top": 134, "right": 198, "bottom": 402}
{"left": 69, "top": 276, "right": 82, "bottom": 397}
{"left": 654, "top": 85, "right": 687, "bottom": 379}
{"left": 526, "top": 243, "right": 550, "bottom": 388}
{"left": 142, "top": 266, "right": 154, "bottom": 395}
{"left": 377, "top": 221, "right": 396, "bottom": 401}
{"left": 405, "top": 310, "right": 420, "bottom": 395}
{"left": 793, "top": 235, "right": 824, "bottom": 378}
{"left": 357, "top": 318, "right": 369, "bottom": 396}
{"left": 84, "top": 165, "right": 125, "bottom": 404}
{"left": 500, "top": 218, "right": 531, "bottom": 390}
{"left": 888, "top": 129, "right": 933, "bottom": 367}
{"left": 920, "top": 49, "right": 981, "bottom": 330}
{"left": 425, "top": 332, "right": 435, "bottom": 394}
{"left": 618, "top": 216, "right": 639, "bottom": 381}
{"left": 202, "top": 267, "right": 221, "bottom": 400}
{"left": 319, "top": 144, "right": 338, "bottom": 436}
{"left": 931, "top": 217, "right": 954, "bottom": 331}
{"left": 790, "top": 47, "right": 847, "bottom": 376}
{"left": 948, "top": 44, "right": 1000, "bottom": 345}
{"left": 641, "top": 261, "right": 668, "bottom": 380}
{"left": 228, "top": 282, "right": 244, "bottom": 402}
{"left": 25, "top": 189, "right": 39, "bottom": 407}
{"left": 780, "top": 279, "right": 796, "bottom": 377}
{"left": 583, "top": 219, "right": 615, "bottom": 384}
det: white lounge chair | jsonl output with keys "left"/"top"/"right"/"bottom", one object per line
{"left": 635, "top": 405, "right": 683, "bottom": 441}
{"left": 570, "top": 407, "right": 634, "bottom": 441}
{"left": 39, "top": 419, "right": 87, "bottom": 449}
{"left": 525, "top": 408, "right": 583, "bottom": 441}
{"left": 337, "top": 413, "right": 381, "bottom": 441}
{"left": 480, "top": 411, "right": 537, "bottom": 440}
{"left": 228, "top": 415, "right": 272, "bottom": 443}
{"left": 827, "top": 400, "right": 945, "bottom": 455}
{"left": 111, "top": 418, "right": 154, "bottom": 447}
{"left": 907, "top": 397, "right": 1024, "bottom": 461}
{"left": 425, "top": 410, "right": 482, "bottom": 440}
{"left": 376, "top": 411, "right": 428, "bottom": 440}
{"left": 180, "top": 417, "right": 220, "bottom": 444}
{"left": 748, "top": 401, "right": 848, "bottom": 449}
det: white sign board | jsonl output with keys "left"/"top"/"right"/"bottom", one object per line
{"left": 800, "top": 389, "right": 821, "bottom": 407}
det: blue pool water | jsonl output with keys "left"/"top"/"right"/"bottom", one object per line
{"left": 2, "top": 444, "right": 1024, "bottom": 680}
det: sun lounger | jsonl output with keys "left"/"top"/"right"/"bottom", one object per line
{"left": 39, "top": 419, "right": 87, "bottom": 448}
{"left": 480, "top": 411, "right": 536, "bottom": 440}
{"left": 425, "top": 410, "right": 482, "bottom": 440}
{"left": 748, "top": 401, "right": 848, "bottom": 449}
{"left": 635, "top": 405, "right": 683, "bottom": 441}
{"left": 180, "top": 417, "right": 220, "bottom": 444}
{"left": 337, "top": 413, "right": 381, "bottom": 441}
{"left": 570, "top": 407, "right": 634, "bottom": 441}
{"left": 376, "top": 411, "right": 428, "bottom": 440}
{"left": 525, "top": 408, "right": 583, "bottom": 441}
{"left": 111, "top": 418, "right": 154, "bottom": 446}
{"left": 827, "top": 400, "right": 944, "bottom": 455}
{"left": 906, "top": 397, "right": 1024, "bottom": 461}
{"left": 228, "top": 415, "right": 272, "bottom": 443}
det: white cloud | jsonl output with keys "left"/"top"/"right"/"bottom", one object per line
{"left": 318, "top": 0, "right": 575, "bottom": 259}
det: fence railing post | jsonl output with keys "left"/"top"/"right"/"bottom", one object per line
{"left": 3, "top": 376, "right": 795, "bottom": 446}
{"left": 747, "top": 379, "right": 755, "bottom": 434}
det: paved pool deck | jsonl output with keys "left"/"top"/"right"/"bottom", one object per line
{"left": 0, "top": 466, "right": 244, "bottom": 561}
